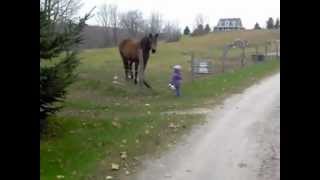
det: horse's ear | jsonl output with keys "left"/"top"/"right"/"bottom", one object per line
{"left": 149, "top": 33, "right": 152, "bottom": 38}
{"left": 155, "top": 33, "right": 159, "bottom": 38}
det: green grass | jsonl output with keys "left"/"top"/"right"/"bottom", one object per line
{"left": 40, "top": 30, "right": 280, "bottom": 180}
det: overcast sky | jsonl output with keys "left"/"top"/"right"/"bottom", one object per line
{"left": 79, "top": 0, "right": 280, "bottom": 30}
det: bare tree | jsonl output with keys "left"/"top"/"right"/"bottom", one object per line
{"left": 194, "top": 14, "right": 205, "bottom": 28}
{"left": 148, "top": 12, "right": 163, "bottom": 33}
{"left": 96, "top": 4, "right": 109, "bottom": 30}
{"left": 162, "top": 21, "right": 181, "bottom": 42}
{"left": 109, "top": 4, "right": 119, "bottom": 45}
{"left": 192, "top": 14, "right": 210, "bottom": 36}
{"left": 96, "top": 4, "right": 111, "bottom": 46}
{"left": 41, "top": 0, "right": 83, "bottom": 23}
{"left": 120, "top": 10, "right": 144, "bottom": 37}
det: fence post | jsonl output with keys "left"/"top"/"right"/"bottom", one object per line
{"left": 191, "top": 52, "right": 195, "bottom": 81}
{"left": 276, "top": 40, "right": 280, "bottom": 60}
{"left": 222, "top": 45, "right": 228, "bottom": 73}
{"left": 265, "top": 42, "right": 268, "bottom": 59}
{"left": 241, "top": 47, "right": 245, "bottom": 67}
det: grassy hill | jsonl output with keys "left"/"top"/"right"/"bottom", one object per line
{"left": 40, "top": 30, "right": 280, "bottom": 180}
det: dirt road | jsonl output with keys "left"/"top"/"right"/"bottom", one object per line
{"left": 125, "top": 73, "right": 280, "bottom": 180}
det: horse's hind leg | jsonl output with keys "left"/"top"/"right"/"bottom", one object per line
{"left": 120, "top": 52, "right": 129, "bottom": 81}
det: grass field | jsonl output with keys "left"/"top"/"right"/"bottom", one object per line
{"left": 40, "top": 30, "right": 280, "bottom": 180}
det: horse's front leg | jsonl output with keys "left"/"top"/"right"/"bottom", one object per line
{"left": 128, "top": 61, "right": 134, "bottom": 79}
{"left": 122, "top": 60, "right": 129, "bottom": 81}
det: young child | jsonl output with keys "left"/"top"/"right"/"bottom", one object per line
{"left": 169, "top": 65, "right": 182, "bottom": 97}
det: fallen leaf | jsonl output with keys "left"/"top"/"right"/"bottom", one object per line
{"left": 111, "top": 163, "right": 120, "bottom": 170}
{"left": 122, "top": 139, "right": 127, "bottom": 144}
{"left": 135, "top": 139, "right": 140, "bottom": 143}
{"left": 168, "top": 123, "right": 177, "bottom": 129}
{"left": 145, "top": 104, "right": 150, "bottom": 106}
{"left": 120, "top": 152, "right": 127, "bottom": 159}
{"left": 112, "top": 121, "right": 120, "bottom": 128}
{"left": 105, "top": 176, "right": 113, "bottom": 180}
{"left": 125, "top": 170, "right": 130, "bottom": 175}
{"left": 145, "top": 130, "right": 150, "bottom": 134}
{"left": 56, "top": 175, "right": 65, "bottom": 179}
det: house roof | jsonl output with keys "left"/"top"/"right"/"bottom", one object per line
{"left": 219, "top": 18, "right": 241, "bottom": 21}
{"left": 214, "top": 18, "right": 243, "bottom": 28}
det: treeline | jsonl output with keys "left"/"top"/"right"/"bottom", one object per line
{"left": 254, "top": 17, "right": 280, "bottom": 30}
{"left": 80, "top": 4, "right": 182, "bottom": 49}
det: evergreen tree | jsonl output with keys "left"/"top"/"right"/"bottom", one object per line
{"left": 40, "top": 4, "right": 91, "bottom": 135}
{"left": 266, "top": 17, "right": 274, "bottom": 29}
{"left": 254, "top": 22, "right": 262, "bottom": 30}
{"left": 204, "top": 24, "right": 211, "bottom": 33}
{"left": 183, "top": 26, "right": 190, "bottom": 35}
{"left": 197, "top": 24, "right": 204, "bottom": 32}
{"left": 192, "top": 24, "right": 204, "bottom": 36}
{"left": 275, "top": 18, "right": 280, "bottom": 29}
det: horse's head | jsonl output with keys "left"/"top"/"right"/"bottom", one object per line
{"left": 140, "top": 33, "right": 159, "bottom": 54}
{"left": 148, "top": 33, "right": 159, "bottom": 53}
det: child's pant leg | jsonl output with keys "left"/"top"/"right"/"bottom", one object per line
{"left": 175, "top": 85, "right": 180, "bottom": 96}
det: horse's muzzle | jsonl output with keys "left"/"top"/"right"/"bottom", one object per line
{"left": 152, "top": 49, "right": 156, "bottom": 53}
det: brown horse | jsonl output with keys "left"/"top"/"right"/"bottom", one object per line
{"left": 118, "top": 33, "right": 159, "bottom": 88}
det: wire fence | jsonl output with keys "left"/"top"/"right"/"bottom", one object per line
{"left": 190, "top": 39, "right": 280, "bottom": 80}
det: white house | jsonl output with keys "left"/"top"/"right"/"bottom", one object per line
{"left": 214, "top": 18, "right": 244, "bottom": 32}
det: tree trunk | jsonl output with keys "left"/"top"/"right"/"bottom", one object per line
{"left": 138, "top": 49, "right": 144, "bottom": 88}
